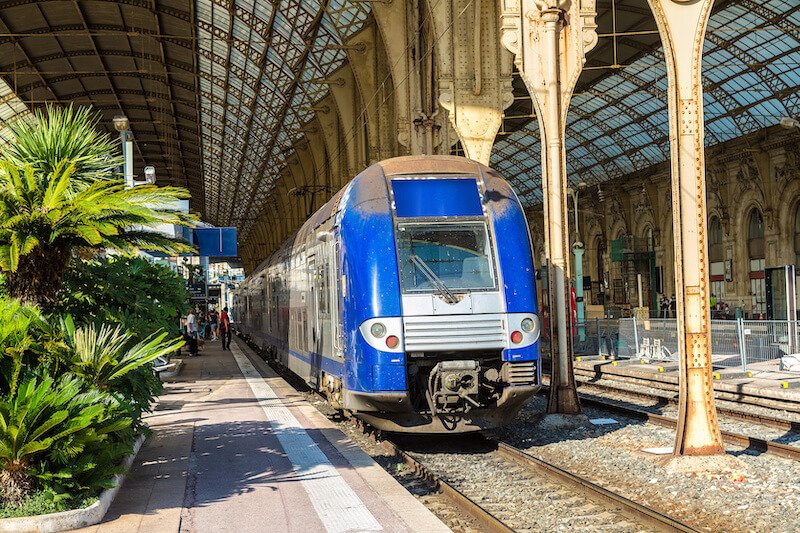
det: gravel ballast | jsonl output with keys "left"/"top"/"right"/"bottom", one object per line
{"left": 495, "top": 395, "right": 800, "bottom": 533}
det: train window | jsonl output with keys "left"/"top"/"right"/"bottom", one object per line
{"left": 318, "top": 264, "right": 329, "bottom": 315}
{"left": 396, "top": 221, "right": 497, "bottom": 293}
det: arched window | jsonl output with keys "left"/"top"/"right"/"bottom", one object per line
{"left": 747, "top": 209, "right": 765, "bottom": 316}
{"left": 748, "top": 209, "right": 764, "bottom": 260}
{"left": 596, "top": 237, "right": 606, "bottom": 305}
{"left": 708, "top": 217, "right": 725, "bottom": 300}
{"left": 709, "top": 218, "right": 723, "bottom": 263}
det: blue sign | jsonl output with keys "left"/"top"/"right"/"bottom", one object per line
{"left": 193, "top": 227, "right": 238, "bottom": 257}
{"left": 392, "top": 178, "right": 483, "bottom": 218}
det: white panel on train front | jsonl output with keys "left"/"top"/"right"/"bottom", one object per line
{"left": 401, "top": 291, "right": 505, "bottom": 316}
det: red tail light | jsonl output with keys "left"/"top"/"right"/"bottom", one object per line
{"left": 510, "top": 331, "right": 523, "bottom": 344}
{"left": 386, "top": 335, "right": 399, "bottom": 349}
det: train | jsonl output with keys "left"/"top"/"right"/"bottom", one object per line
{"left": 234, "top": 155, "right": 541, "bottom": 432}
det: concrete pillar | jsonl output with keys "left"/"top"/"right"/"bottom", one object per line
{"left": 500, "top": 0, "right": 598, "bottom": 414}
{"left": 646, "top": 0, "right": 724, "bottom": 456}
{"left": 433, "top": 0, "right": 514, "bottom": 164}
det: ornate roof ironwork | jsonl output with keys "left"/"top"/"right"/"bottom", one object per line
{"left": 491, "top": 0, "right": 800, "bottom": 205}
{"left": 0, "top": 0, "right": 797, "bottom": 227}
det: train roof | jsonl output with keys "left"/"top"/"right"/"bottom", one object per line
{"left": 245, "top": 156, "right": 504, "bottom": 277}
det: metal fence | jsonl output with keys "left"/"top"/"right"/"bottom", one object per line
{"left": 572, "top": 317, "right": 800, "bottom": 372}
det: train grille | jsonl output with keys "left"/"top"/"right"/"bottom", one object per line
{"left": 505, "top": 361, "right": 537, "bottom": 386}
{"left": 403, "top": 314, "right": 506, "bottom": 352}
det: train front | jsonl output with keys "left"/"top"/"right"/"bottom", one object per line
{"left": 339, "top": 156, "right": 541, "bottom": 433}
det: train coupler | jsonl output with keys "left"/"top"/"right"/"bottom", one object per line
{"left": 426, "top": 360, "right": 481, "bottom": 415}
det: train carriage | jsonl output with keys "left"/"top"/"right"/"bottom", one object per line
{"left": 236, "top": 155, "right": 541, "bottom": 432}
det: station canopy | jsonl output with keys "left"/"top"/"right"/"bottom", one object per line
{"left": 0, "top": 0, "right": 797, "bottom": 232}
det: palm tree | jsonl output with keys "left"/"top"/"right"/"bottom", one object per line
{"left": 3, "top": 104, "right": 119, "bottom": 188}
{"left": 0, "top": 160, "right": 196, "bottom": 307}
{"left": 0, "top": 106, "right": 197, "bottom": 307}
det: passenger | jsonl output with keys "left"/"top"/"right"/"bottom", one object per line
{"left": 187, "top": 309, "right": 198, "bottom": 338}
{"left": 219, "top": 307, "right": 231, "bottom": 351}
{"left": 209, "top": 308, "right": 219, "bottom": 340}
{"left": 182, "top": 329, "right": 199, "bottom": 357}
{"left": 198, "top": 311, "right": 209, "bottom": 340}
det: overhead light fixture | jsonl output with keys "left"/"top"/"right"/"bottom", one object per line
{"left": 780, "top": 117, "right": 800, "bottom": 130}
{"left": 143, "top": 166, "right": 156, "bottom": 184}
{"left": 112, "top": 114, "right": 129, "bottom": 132}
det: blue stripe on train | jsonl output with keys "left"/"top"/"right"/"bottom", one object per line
{"left": 260, "top": 332, "right": 345, "bottom": 376}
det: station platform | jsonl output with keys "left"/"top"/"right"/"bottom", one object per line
{"left": 77, "top": 338, "right": 447, "bottom": 533}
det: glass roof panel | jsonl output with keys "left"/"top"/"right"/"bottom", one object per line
{"left": 195, "top": 0, "right": 372, "bottom": 225}
{"left": 492, "top": 0, "right": 800, "bottom": 208}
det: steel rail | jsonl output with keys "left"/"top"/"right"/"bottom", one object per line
{"left": 492, "top": 441, "right": 699, "bottom": 533}
{"left": 380, "top": 439, "right": 514, "bottom": 533}
{"left": 572, "top": 375, "right": 800, "bottom": 433}
{"left": 574, "top": 394, "right": 800, "bottom": 462}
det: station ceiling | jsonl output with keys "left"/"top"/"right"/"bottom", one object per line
{"left": 0, "top": 0, "right": 798, "bottom": 232}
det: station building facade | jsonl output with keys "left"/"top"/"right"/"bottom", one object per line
{"left": 526, "top": 131, "right": 800, "bottom": 319}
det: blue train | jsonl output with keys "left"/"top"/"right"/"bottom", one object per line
{"left": 234, "top": 156, "right": 541, "bottom": 432}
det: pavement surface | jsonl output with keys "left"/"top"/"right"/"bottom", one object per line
{"left": 76, "top": 338, "right": 448, "bottom": 533}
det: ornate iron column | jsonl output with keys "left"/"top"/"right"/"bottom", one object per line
{"left": 500, "top": 0, "right": 598, "bottom": 414}
{"left": 435, "top": 0, "right": 515, "bottom": 164}
{"left": 646, "top": 0, "right": 724, "bottom": 455}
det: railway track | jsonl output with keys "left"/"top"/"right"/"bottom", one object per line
{"left": 384, "top": 432, "right": 698, "bottom": 532}
{"left": 539, "top": 380, "right": 800, "bottom": 462}
{"left": 572, "top": 374, "right": 800, "bottom": 433}
{"left": 570, "top": 364, "right": 800, "bottom": 423}
{"left": 243, "top": 338, "right": 698, "bottom": 532}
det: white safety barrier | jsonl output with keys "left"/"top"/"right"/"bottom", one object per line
{"left": 574, "top": 317, "right": 800, "bottom": 373}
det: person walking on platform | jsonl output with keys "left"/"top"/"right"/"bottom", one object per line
{"left": 209, "top": 308, "right": 219, "bottom": 340}
{"left": 187, "top": 309, "right": 198, "bottom": 338}
{"left": 220, "top": 307, "right": 232, "bottom": 351}
{"left": 182, "top": 328, "right": 199, "bottom": 357}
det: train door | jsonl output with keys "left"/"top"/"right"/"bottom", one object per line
{"left": 331, "top": 236, "right": 344, "bottom": 359}
{"left": 316, "top": 250, "right": 332, "bottom": 361}
{"left": 307, "top": 253, "right": 321, "bottom": 388}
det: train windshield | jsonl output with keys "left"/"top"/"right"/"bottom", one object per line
{"left": 396, "top": 222, "right": 497, "bottom": 293}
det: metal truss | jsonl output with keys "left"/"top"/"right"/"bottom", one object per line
{"left": 492, "top": 0, "right": 800, "bottom": 208}
{"left": 0, "top": 0, "right": 798, "bottom": 227}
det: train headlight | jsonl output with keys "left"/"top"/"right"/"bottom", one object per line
{"left": 521, "top": 317, "right": 535, "bottom": 333}
{"left": 370, "top": 322, "right": 387, "bottom": 338}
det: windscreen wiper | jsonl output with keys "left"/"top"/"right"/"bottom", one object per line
{"left": 410, "top": 254, "right": 458, "bottom": 304}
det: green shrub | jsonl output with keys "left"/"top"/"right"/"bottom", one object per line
{"left": 0, "top": 490, "right": 96, "bottom": 518}
{"left": 56, "top": 256, "right": 189, "bottom": 339}
{"left": 0, "top": 374, "right": 131, "bottom": 504}
{"left": 63, "top": 321, "right": 183, "bottom": 427}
